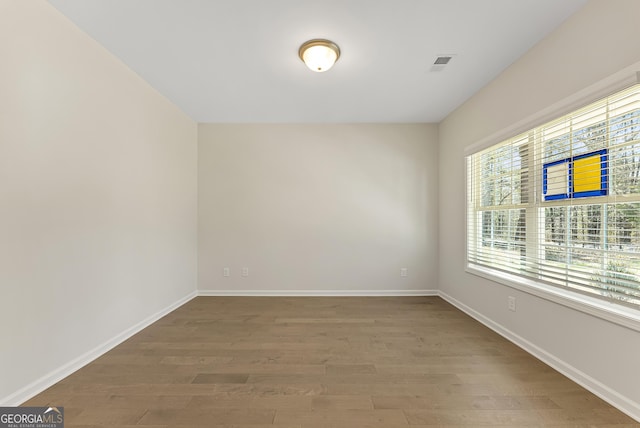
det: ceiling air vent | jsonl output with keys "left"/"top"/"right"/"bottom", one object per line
{"left": 430, "top": 55, "right": 454, "bottom": 72}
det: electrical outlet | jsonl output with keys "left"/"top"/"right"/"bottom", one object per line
{"left": 508, "top": 296, "right": 516, "bottom": 312}
{"left": 223, "top": 267, "right": 230, "bottom": 277}
{"left": 241, "top": 267, "right": 249, "bottom": 277}
{"left": 400, "top": 268, "right": 408, "bottom": 277}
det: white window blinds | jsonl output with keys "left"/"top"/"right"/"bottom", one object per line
{"left": 467, "top": 84, "right": 640, "bottom": 307}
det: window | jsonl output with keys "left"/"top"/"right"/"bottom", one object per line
{"left": 467, "top": 84, "right": 640, "bottom": 308}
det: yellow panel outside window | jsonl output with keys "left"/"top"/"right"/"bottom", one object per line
{"left": 574, "top": 154, "right": 603, "bottom": 193}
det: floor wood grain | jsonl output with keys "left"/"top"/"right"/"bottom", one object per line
{"left": 23, "top": 296, "right": 638, "bottom": 427}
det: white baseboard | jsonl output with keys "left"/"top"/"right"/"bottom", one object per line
{"left": 0, "top": 290, "right": 198, "bottom": 407}
{"left": 438, "top": 291, "right": 640, "bottom": 423}
{"left": 197, "top": 289, "right": 439, "bottom": 297}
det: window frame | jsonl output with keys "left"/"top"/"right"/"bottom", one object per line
{"left": 464, "top": 66, "right": 640, "bottom": 332}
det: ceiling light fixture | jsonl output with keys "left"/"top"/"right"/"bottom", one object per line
{"left": 298, "top": 39, "right": 340, "bottom": 72}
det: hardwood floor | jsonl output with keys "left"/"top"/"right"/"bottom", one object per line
{"left": 24, "top": 296, "right": 638, "bottom": 427}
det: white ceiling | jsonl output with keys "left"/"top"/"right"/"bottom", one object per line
{"left": 49, "top": 0, "right": 588, "bottom": 123}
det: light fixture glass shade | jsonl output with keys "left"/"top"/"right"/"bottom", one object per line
{"left": 299, "top": 39, "right": 340, "bottom": 72}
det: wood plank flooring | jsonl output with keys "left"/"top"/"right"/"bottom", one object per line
{"left": 23, "top": 296, "right": 639, "bottom": 427}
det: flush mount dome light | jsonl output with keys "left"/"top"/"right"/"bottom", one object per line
{"left": 298, "top": 39, "right": 340, "bottom": 72}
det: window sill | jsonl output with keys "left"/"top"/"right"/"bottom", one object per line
{"left": 466, "top": 263, "right": 640, "bottom": 333}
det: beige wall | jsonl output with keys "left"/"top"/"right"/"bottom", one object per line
{"left": 438, "top": 0, "right": 640, "bottom": 417}
{"left": 198, "top": 124, "right": 438, "bottom": 294}
{"left": 0, "top": 2, "right": 197, "bottom": 403}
